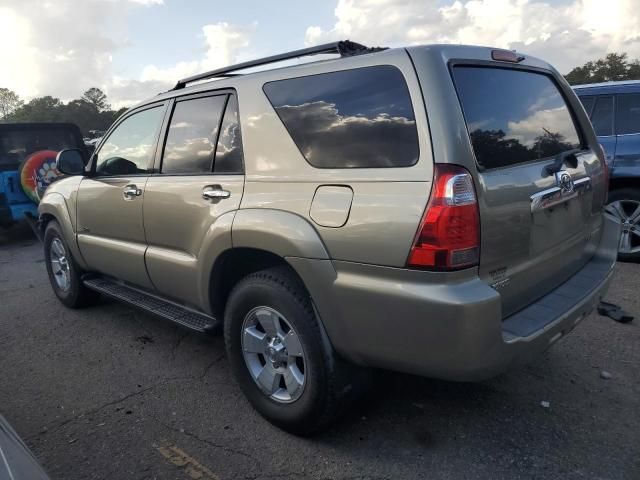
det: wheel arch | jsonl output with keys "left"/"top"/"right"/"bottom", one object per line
{"left": 204, "top": 208, "right": 332, "bottom": 322}
{"left": 38, "top": 192, "right": 88, "bottom": 270}
{"left": 232, "top": 208, "right": 330, "bottom": 260}
{"left": 208, "top": 247, "right": 302, "bottom": 318}
{"left": 207, "top": 246, "right": 350, "bottom": 365}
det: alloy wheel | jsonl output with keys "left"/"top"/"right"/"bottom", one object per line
{"left": 241, "top": 306, "right": 306, "bottom": 403}
{"left": 605, "top": 199, "right": 640, "bottom": 254}
{"left": 49, "top": 238, "right": 71, "bottom": 291}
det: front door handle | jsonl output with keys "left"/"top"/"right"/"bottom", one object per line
{"left": 202, "top": 186, "right": 231, "bottom": 201}
{"left": 123, "top": 185, "right": 142, "bottom": 198}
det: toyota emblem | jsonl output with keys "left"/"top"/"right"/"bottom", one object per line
{"left": 556, "top": 171, "right": 574, "bottom": 193}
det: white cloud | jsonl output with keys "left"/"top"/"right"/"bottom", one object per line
{"left": 0, "top": 1, "right": 252, "bottom": 108}
{"left": 507, "top": 106, "right": 578, "bottom": 147}
{"left": 275, "top": 100, "right": 417, "bottom": 167}
{"left": 0, "top": 7, "right": 38, "bottom": 98}
{"left": 4, "top": 0, "right": 640, "bottom": 110}
{"left": 306, "top": 0, "right": 640, "bottom": 73}
{"left": 139, "top": 22, "right": 255, "bottom": 85}
{"left": 107, "top": 77, "right": 170, "bottom": 108}
{"left": 0, "top": 0, "right": 134, "bottom": 102}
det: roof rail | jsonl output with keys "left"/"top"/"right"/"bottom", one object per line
{"left": 171, "top": 40, "right": 387, "bottom": 90}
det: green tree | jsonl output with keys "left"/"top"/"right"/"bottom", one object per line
{"left": 2, "top": 87, "right": 125, "bottom": 136}
{"left": 81, "top": 87, "right": 110, "bottom": 112}
{"left": 61, "top": 99, "right": 99, "bottom": 132}
{"left": 9, "top": 96, "right": 65, "bottom": 122}
{"left": 0, "top": 88, "right": 24, "bottom": 120}
{"left": 629, "top": 60, "right": 640, "bottom": 79}
{"left": 565, "top": 52, "right": 640, "bottom": 85}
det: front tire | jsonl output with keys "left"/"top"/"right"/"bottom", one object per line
{"left": 605, "top": 188, "right": 640, "bottom": 262}
{"left": 224, "top": 266, "right": 365, "bottom": 435}
{"left": 44, "top": 221, "right": 100, "bottom": 308}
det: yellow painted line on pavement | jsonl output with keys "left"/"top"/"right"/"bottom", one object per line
{"left": 156, "top": 443, "right": 220, "bottom": 480}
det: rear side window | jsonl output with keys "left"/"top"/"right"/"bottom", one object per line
{"left": 590, "top": 96, "right": 614, "bottom": 136}
{"left": 214, "top": 95, "right": 244, "bottom": 173}
{"left": 453, "top": 67, "right": 581, "bottom": 169}
{"left": 616, "top": 94, "right": 640, "bottom": 135}
{"left": 162, "top": 95, "right": 226, "bottom": 174}
{"left": 263, "top": 66, "right": 419, "bottom": 168}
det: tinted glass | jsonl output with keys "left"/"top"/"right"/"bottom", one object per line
{"left": 616, "top": 93, "right": 640, "bottom": 135}
{"left": 0, "top": 127, "right": 80, "bottom": 171}
{"left": 590, "top": 96, "right": 614, "bottom": 136}
{"left": 214, "top": 95, "right": 244, "bottom": 173}
{"left": 453, "top": 67, "right": 581, "bottom": 169}
{"left": 96, "top": 106, "right": 164, "bottom": 176}
{"left": 162, "top": 95, "right": 226, "bottom": 174}
{"left": 263, "top": 66, "right": 419, "bottom": 168}
{"left": 578, "top": 95, "right": 595, "bottom": 116}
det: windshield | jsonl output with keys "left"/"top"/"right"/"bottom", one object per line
{"left": 453, "top": 66, "right": 582, "bottom": 170}
{"left": 0, "top": 126, "right": 81, "bottom": 171}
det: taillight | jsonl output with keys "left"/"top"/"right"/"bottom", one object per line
{"left": 407, "top": 164, "right": 480, "bottom": 270}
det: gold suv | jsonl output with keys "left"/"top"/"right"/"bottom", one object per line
{"left": 40, "top": 41, "right": 618, "bottom": 434}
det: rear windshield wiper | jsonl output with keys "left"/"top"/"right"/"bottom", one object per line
{"left": 545, "top": 149, "right": 580, "bottom": 175}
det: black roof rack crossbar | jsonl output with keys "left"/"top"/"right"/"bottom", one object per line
{"left": 171, "top": 40, "right": 387, "bottom": 90}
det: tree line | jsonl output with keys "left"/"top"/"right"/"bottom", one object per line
{"left": 0, "top": 87, "right": 127, "bottom": 138}
{"left": 564, "top": 52, "right": 640, "bottom": 85}
{"left": 0, "top": 52, "right": 639, "bottom": 137}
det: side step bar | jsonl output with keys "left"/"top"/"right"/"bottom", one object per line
{"left": 83, "top": 276, "right": 220, "bottom": 334}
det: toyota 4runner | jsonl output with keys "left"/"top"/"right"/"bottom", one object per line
{"left": 39, "top": 41, "right": 619, "bottom": 434}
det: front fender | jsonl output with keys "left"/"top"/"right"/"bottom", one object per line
{"left": 38, "top": 191, "right": 88, "bottom": 270}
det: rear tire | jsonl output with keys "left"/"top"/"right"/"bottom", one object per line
{"left": 605, "top": 188, "right": 640, "bottom": 262}
{"left": 224, "top": 266, "right": 367, "bottom": 435}
{"left": 44, "top": 220, "right": 100, "bottom": 308}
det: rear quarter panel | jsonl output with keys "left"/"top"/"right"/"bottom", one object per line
{"left": 235, "top": 48, "right": 434, "bottom": 267}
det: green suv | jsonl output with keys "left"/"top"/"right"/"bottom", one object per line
{"left": 39, "top": 41, "right": 619, "bottom": 434}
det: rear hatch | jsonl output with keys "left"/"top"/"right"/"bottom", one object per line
{"left": 449, "top": 61, "right": 607, "bottom": 317}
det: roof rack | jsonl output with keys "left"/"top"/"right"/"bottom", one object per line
{"left": 171, "top": 40, "right": 387, "bottom": 90}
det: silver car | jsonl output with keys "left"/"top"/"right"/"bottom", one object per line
{"left": 39, "top": 41, "right": 619, "bottom": 434}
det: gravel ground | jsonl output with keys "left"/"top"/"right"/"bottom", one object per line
{"left": 1, "top": 223, "right": 639, "bottom": 480}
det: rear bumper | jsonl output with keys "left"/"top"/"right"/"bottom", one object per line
{"left": 292, "top": 213, "right": 620, "bottom": 381}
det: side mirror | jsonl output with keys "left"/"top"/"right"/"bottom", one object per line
{"left": 56, "top": 149, "right": 85, "bottom": 175}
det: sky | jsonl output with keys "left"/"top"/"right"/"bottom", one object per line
{"left": 1, "top": 0, "right": 639, "bottom": 108}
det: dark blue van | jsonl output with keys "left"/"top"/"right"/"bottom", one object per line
{"left": 573, "top": 81, "right": 640, "bottom": 261}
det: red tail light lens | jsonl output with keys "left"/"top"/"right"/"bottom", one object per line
{"left": 407, "top": 164, "right": 480, "bottom": 270}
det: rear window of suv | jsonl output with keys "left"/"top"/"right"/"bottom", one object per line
{"left": 263, "top": 66, "right": 419, "bottom": 168}
{"left": 453, "top": 67, "right": 581, "bottom": 170}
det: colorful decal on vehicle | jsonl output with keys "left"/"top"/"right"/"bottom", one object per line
{"left": 19, "top": 150, "right": 62, "bottom": 203}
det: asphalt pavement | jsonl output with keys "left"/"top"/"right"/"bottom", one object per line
{"left": 1, "top": 223, "right": 639, "bottom": 480}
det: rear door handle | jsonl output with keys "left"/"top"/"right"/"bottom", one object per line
{"left": 123, "top": 185, "right": 142, "bottom": 198}
{"left": 202, "top": 186, "right": 231, "bottom": 201}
